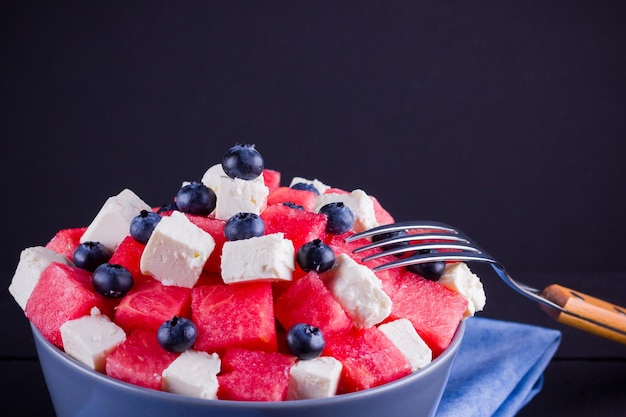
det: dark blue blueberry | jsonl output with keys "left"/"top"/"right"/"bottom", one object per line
{"left": 296, "top": 239, "right": 335, "bottom": 273}
{"left": 91, "top": 263, "right": 134, "bottom": 298}
{"left": 286, "top": 323, "right": 325, "bottom": 360}
{"left": 224, "top": 212, "right": 265, "bottom": 241}
{"left": 406, "top": 250, "right": 446, "bottom": 281}
{"left": 130, "top": 210, "right": 162, "bottom": 244}
{"left": 222, "top": 144, "right": 264, "bottom": 180}
{"left": 290, "top": 182, "right": 320, "bottom": 195}
{"left": 73, "top": 241, "right": 112, "bottom": 271}
{"left": 157, "top": 201, "right": 178, "bottom": 214}
{"left": 282, "top": 201, "right": 305, "bottom": 210}
{"left": 175, "top": 181, "right": 216, "bottom": 216}
{"left": 318, "top": 202, "right": 355, "bottom": 234}
{"left": 372, "top": 230, "right": 410, "bottom": 256}
{"left": 157, "top": 316, "right": 198, "bottom": 353}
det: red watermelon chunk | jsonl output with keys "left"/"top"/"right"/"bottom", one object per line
{"left": 114, "top": 279, "right": 192, "bottom": 333}
{"left": 25, "top": 262, "right": 116, "bottom": 348}
{"left": 262, "top": 168, "right": 281, "bottom": 191}
{"left": 261, "top": 204, "right": 327, "bottom": 254}
{"left": 105, "top": 329, "right": 178, "bottom": 390}
{"left": 44, "top": 227, "right": 87, "bottom": 261}
{"left": 274, "top": 272, "right": 352, "bottom": 336}
{"left": 381, "top": 271, "right": 467, "bottom": 357}
{"left": 192, "top": 282, "right": 277, "bottom": 354}
{"left": 108, "top": 235, "right": 151, "bottom": 283}
{"left": 217, "top": 348, "right": 295, "bottom": 401}
{"left": 370, "top": 196, "right": 394, "bottom": 225}
{"left": 266, "top": 187, "right": 317, "bottom": 212}
{"left": 183, "top": 214, "right": 227, "bottom": 273}
{"left": 324, "top": 327, "right": 411, "bottom": 393}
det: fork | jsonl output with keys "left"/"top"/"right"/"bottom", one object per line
{"left": 346, "top": 220, "right": 626, "bottom": 345}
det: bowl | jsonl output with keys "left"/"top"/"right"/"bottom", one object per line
{"left": 31, "top": 321, "right": 464, "bottom": 417}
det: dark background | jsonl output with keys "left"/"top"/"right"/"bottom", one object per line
{"left": 2, "top": 1, "right": 625, "bottom": 416}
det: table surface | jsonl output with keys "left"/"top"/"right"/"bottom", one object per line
{"left": 2, "top": 266, "right": 625, "bottom": 416}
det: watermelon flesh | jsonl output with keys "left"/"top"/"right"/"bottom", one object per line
{"left": 108, "top": 235, "right": 152, "bottom": 283}
{"left": 266, "top": 187, "right": 317, "bottom": 212}
{"left": 44, "top": 227, "right": 87, "bottom": 261}
{"left": 261, "top": 203, "right": 327, "bottom": 253}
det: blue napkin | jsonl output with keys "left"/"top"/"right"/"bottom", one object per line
{"left": 436, "top": 317, "right": 562, "bottom": 417}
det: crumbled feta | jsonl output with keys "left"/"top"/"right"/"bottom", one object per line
{"left": 289, "top": 176, "right": 331, "bottom": 194}
{"left": 140, "top": 211, "right": 215, "bottom": 288}
{"left": 214, "top": 176, "right": 269, "bottom": 220}
{"left": 438, "top": 262, "right": 486, "bottom": 317}
{"left": 162, "top": 350, "right": 221, "bottom": 399}
{"left": 220, "top": 233, "right": 295, "bottom": 284}
{"left": 200, "top": 163, "right": 226, "bottom": 194}
{"left": 323, "top": 253, "right": 392, "bottom": 328}
{"left": 59, "top": 308, "right": 126, "bottom": 372}
{"left": 80, "top": 188, "right": 152, "bottom": 251}
{"left": 9, "top": 247, "right": 70, "bottom": 311}
{"left": 378, "top": 318, "right": 432, "bottom": 371}
{"left": 287, "top": 356, "right": 343, "bottom": 400}
{"left": 314, "top": 189, "right": 378, "bottom": 232}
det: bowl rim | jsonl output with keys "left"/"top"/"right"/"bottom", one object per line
{"left": 32, "top": 319, "right": 465, "bottom": 409}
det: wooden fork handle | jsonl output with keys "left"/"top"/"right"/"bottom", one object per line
{"left": 540, "top": 284, "right": 626, "bottom": 345}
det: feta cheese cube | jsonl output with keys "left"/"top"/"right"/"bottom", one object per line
{"left": 287, "top": 356, "right": 343, "bottom": 400}
{"left": 80, "top": 188, "right": 152, "bottom": 251}
{"left": 59, "top": 308, "right": 126, "bottom": 372}
{"left": 214, "top": 176, "right": 269, "bottom": 220}
{"left": 378, "top": 318, "right": 432, "bottom": 371}
{"left": 162, "top": 350, "right": 221, "bottom": 399}
{"left": 323, "top": 253, "right": 392, "bottom": 328}
{"left": 9, "top": 246, "right": 70, "bottom": 310}
{"left": 314, "top": 189, "right": 378, "bottom": 232}
{"left": 200, "top": 163, "right": 226, "bottom": 194}
{"left": 289, "top": 176, "right": 331, "bottom": 194}
{"left": 220, "top": 233, "right": 295, "bottom": 284}
{"left": 140, "top": 211, "right": 215, "bottom": 288}
{"left": 438, "top": 262, "right": 486, "bottom": 317}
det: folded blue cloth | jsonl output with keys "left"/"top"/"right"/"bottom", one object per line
{"left": 436, "top": 317, "right": 562, "bottom": 417}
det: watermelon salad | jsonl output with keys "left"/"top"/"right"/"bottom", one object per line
{"left": 9, "top": 144, "right": 486, "bottom": 402}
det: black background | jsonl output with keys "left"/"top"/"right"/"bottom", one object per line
{"left": 2, "top": 2, "right": 626, "bottom": 416}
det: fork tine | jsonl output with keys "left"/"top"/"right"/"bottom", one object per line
{"left": 361, "top": 241, "right": 482, "bottom": 261}
{"left": 370, "top": 251, "right": 499, "bottom": 272}
{"left": 344, "top": 221, "right": 459, "bottom": 242}
{"left": 353, "top": 233, "right": 471, "bottom": 254}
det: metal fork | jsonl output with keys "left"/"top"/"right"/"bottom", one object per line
{"left": 346, "top": 220, "right": 626, "bottom": 345}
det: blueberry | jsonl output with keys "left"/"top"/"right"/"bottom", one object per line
{"left": 296, "top": 239, "right": 335, "bottom": 273}
{"left": 157, "top": 201, "right": 178, "bottom": 214}
{"left": 157, "top": 316, "right": 198, "bottom": 353}
{"left": 92, "top": 263, "right": 134, "bottom": 298}
{"left": 372, "top": 230, "right": 410, "bottom": 256}
{"left": 290, "top": 182, "right": 320, "bottom": 195}
{"left": 282, "top": 201, "right": 305, "bottom": 210}
{"left": 175, "top": 181, "right": 216, "bottom": 216}
{"left": 406, "top": 250, "right": 446, "bottom": 281}
{"left": 286, "top": 323, "right": 325, "bottom": 360}
{"left": 130, "top": 210, "right": 162, "bottom": 244}
{"left": 73, "top": 241, "right": 112, "bottom": 271}
{"left": 224, "top": 212, "right": 265, "bottom": 241}
{"left": 318, "top": 202, "right": 355, "bottom": 234}
{"left": 222, "top": 144, "right": 264, "bottom": 180}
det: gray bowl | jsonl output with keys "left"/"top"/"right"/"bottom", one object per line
{"left": 32, "top": 321, "right": 464, "bottom": 417}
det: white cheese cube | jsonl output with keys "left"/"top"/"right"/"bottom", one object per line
{"left": 289, "top": 176, "right": 331, "bottom": 194}
{"left": 9, "top": 247, "right": 70, "bottom": 311}
{"left": 220, "top": 233, "right": 295, "bottom": 284}
{"left": 80, "top": 188, "right": 152, "bottom": 251}
{"left": 59, "top": 308, "right": 126, "bottom": 372}
{"left": 378, "top": 318, "right": 432, "bottom": 371}
{"left": 287, "top": 356, "right": 343, "bottom": 400}
{"left": 162, "top": 350, "right": 221, "bottom": 399}
{"left": 140, "top": 211, "right": 215, "bottom": 288}
{"left": 214, "top": 176, "right": 269, "bottom": 220}
{"left": 323, "top": 253, "right": 392, "bottom": 328}
{"left": 438, "top": 262, "right": 486, "bottom": 317}
{"left": 314, "top": 189, "right": 378, "bottom": 232}
{"left": 200, "top": 163, "right": 226, "bottom": 194}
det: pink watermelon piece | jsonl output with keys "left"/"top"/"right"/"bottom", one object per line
{"left": 192, "top": 282, "right": 277, "bottom": 354}
{"left": 114, "top": 279, "right": 192, "bottom": 333}
{"left": 370, "top": 196, "right": 394, "bottom": 225}
{"left": 105, "top": 329, "right": 178, "bottom": 390}
{"left": 274, "top": 272, "right": 352, "bottom": 336}
{"left": 266, "top": 187, "right": 317, "bottom": 212}
{"left": 44, "top": 227, "right": 87, "bottom": 261}
{"left": 262, "top": 168, "right": 281, "bottom": 191}
{"left": 261, "top": 204, "right": 327, "bottom": 253}
{"left": 324, "top": 327, "right": 411, "bottom": 393}
{"left": 25, "top": 262, "right": 116, "bottom": 348}
{"left": 108, "top": 235, "right": 151, "bottom": 283}
{"left": 183, "top": 214, "right": 226, "bottom": 273}
{"left": 381, "top": 271, "right": 467, "bottom": 356}
{"left": 217, "top": 348, "right": 295, "bottom": 401}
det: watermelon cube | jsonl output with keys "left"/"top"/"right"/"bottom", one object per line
{"left": 370, "top": 195, "right": 395, "bottom": 225}
{"left": 262, "top": 168, "right": 281, "bottom": 191}
{"left": 108, "top": 235, "right": 151, "bottom": 283}
{"left": 266, "top": 187, "right": 317, "bottom": 212}
{"left": 25, "top": 262, "right": 116, "bottom": 348}
{"left": 217, "top": 348, "right": 295, "bottom": 401}
{"left": 114, "top": 279, "right": 192, "bottom": 333}
{"left": 274, "top": 272, "right": 352, "bottom": 336}
{"left": 105, "top": 329, "right": 178, "bottom": 390}
{"left": 324, "top": 327, "right": 411, "bottom": 393}
{"left": 192, "top": 282, "right": 277, "bottom": 354}
{"left": 183, "top": 214, "right": 227, "bottom": 273}
{"left": 261, "top": 203, "right": 327, "bottom": 253}
{"left": 44, "top": 227, "right": 87, "bottom": 261}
